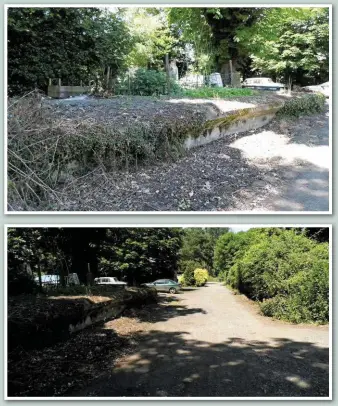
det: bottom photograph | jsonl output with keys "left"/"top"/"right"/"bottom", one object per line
{"left": 5, "top": 226, "right": 331, "bottom": 399}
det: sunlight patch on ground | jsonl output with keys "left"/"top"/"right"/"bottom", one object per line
{"left": 183, "top": 373, "right": 200, "bottom": 383}
{"left": 222, "top": 360, "right": 245, "bottom": 366}
{"left": 286, "top": 375, "right": 311, "bottom": 389}
{"left": 312, "top": 362, "right": 329, "bottom": 371}
{"left": 167, "top": 98, "right": 256, "bottom": 113}
{"left": 230, "top": 130, "right": 330, "bottom": 169}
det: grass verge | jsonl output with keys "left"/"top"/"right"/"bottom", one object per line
{"left": 182, "top": 87, "right": 257, "bottom": 99}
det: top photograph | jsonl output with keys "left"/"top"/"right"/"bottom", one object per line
{"left": 5, "top": 6, "right": 331, "bottom": 214}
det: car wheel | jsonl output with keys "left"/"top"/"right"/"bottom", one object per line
{"left": 169, "top": 288, "right": 177, "bottom": 294}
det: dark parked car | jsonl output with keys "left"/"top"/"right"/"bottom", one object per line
{"left": 143, "top": 279, "right": 181, "bottom": 294}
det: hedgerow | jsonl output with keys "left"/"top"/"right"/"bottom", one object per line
{"left": 217, "top": 229, "right": 329, "bottom": 324}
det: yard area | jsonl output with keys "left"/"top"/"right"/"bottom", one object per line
{"left": 50, "top": 100, "right": 329, "bottom": 211}
{"left": 8, "top": 93, "right": 329, "bottom": 212}
{"left": 8, "top": 284, "right": 329, "bottom": 397}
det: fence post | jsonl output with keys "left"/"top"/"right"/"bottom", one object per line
{"left": 86, "top": 263, "right": 93, "bottom": 286}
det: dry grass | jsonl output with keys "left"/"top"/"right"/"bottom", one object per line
{"left": 7, "top": 91, "right": 206, "bottom": 211}
{"left": 8, "top": 91, "right": 81, "bottom": 210}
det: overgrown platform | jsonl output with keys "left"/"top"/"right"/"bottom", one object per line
{"left": 7, "top": 92, "right": 324, "bottom": 211}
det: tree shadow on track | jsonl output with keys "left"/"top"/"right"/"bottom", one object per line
{"left": 71, "top": 330, "right": 329, "bottom": 398}
{"left": 122, "top": 294, "right": 207, "bottom": 324}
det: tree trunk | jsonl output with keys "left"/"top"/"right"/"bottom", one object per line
{"left": 165, "top": 54, "right": 170, "bottom": 96}
{"left": 106, "top": 66, "right": 110, "bottom": 90}
{"left": 229, "top": 60, "right": 233, "bottom": 86}
{"left": 285, "top": 68, "right": 292, "bottom": 94}
{"left": 37, "top": 262, "right": 43, "bottom": 293}
{"left": 59, "top": 259, "right": 66, "bottom": 287}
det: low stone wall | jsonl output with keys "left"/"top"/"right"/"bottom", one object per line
{"left": 8, "top": 287, "right": 157, "bottom": 353}
{"left": 68, "top": 288, "right": 157, "bottom": 334}
{"left": 184, "top": 101, "right": 284, "bottom": 149}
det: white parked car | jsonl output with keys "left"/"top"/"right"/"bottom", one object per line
{"left": 94, "top": 277, "right": 127, "bottom": 286}
{"left": 242, "top": 77, "right": 285, "bottom": 91}
{"left": 302, "top": 82, "right": 330, "bottom": 98}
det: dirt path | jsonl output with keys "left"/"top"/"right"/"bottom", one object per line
{"left": 230, "top": 106, "right": 330, "bottom": 211}
{"left": 56, "top": 106, "right": 329, "bottom": 212}
{"left": 73, "top": 283, "right": 329, "bottom": 397}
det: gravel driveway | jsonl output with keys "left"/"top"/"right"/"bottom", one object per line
{"left": 73, "top": 283, "right": 329, "bottom": 397}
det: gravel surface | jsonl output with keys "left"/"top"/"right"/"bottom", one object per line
{"left": 53, "top": 104, "right": 329, "bottom": 212}
{"left": 8, "top": 284, "right": 329, "bottom": 397}
{"left": 71, "top": 283, "right": 329, "bottom": 398}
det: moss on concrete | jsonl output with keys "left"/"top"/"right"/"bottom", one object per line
{"left": 202, "top": 102, "right": 284, "bottom": 134}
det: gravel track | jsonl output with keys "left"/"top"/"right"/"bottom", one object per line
{"left": 73, "top": 283, "right": 329, "bottom": 398}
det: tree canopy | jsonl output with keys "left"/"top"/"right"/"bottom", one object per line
{"left": 7, "top": 7, "right": 329, "bottom": 93}
{"left": 7, "top": 227, "right": 182, "bottom": 294}
{"left": 7, "top": 7, "right": 132, "bottom": 94}
{"left": 235, "top": 7, "right": 329, "bottom": 85}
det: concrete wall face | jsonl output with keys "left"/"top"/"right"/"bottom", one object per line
{"left": 184, "top": 111, "right": 277, "bottom": 150}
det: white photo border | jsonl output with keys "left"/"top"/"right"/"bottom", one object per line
{"left": 3, "top": 4, "right": 333, "bottom": 215}
{"left": 4, "top": 224, "right": 333, "bottom": 400}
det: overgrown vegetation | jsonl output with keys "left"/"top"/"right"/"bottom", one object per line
{"left": 6, "top": 7, "right": 329, "bottom": 210}
{"left": 276, "top": 93, "right": 326, "bottom": 118}
{"left": 214, "top": 228, "right": 329, "bottom": 324}
{"left": 7, "top": 93, "right": 208, "bottom": 210}
{"left": 115, "top": 69, "right": 181, "bottom": 96}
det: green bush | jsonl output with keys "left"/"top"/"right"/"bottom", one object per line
{"left": 194, "top": 268, "right": 209, "bottom": 287}
{"left": 226, "top": 263, "right": 241, "bottom": 290}
{"left": 115, "top": 69, "right": 182, "bottom": 96}
{"left": 183, "top": 267, "right": 195, "bottom": 286}
{"left": 235, "top": 231, "right": 318, "bottom": 300}
{"left": 228, "top": 231, "right": 329, "bottom": 324}
{"left": 177, "top": 274, "right": 185, "bottom": 285}
{"left": 180, "top": 260, "right": 202, "bottom": 286}
{"left": 277, "top": 93, "right": 326, "bottom": 118}
{"left": 214, "top": 228, "right": 276, "bottom": 280}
